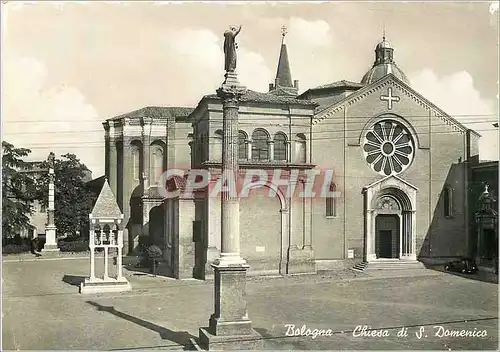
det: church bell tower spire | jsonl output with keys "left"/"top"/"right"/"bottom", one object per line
{"left": 269, "top": 25, "right": 299, "bottom": 96}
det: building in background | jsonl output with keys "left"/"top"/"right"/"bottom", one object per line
{"left": 468, "top": 157, "right": 498, "bottom": 271}
{"left": 104, "top": 33, "right": 497, "bottom": 278}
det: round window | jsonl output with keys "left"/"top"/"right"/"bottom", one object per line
{"left": 363, "top": 120, "right": 414, "bottom": 176}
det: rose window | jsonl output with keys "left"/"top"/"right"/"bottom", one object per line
{"left": 363, "top": 120, "right": 414, "bottom": 176}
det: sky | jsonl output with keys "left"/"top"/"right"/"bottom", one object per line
{"left": 2, "top": 1, "right": 499, "bottom": 177}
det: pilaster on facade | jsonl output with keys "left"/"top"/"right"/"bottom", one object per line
{"left": 166, "top": 116, "right": 176, "bottom": 170}
{"left": 141, "top": 121, "right": 152, "bottom": 192}
{"left": 121, "top": 141, "right": 134, "bottom": 253}
{"left": 109, "top": 140, "right": 118, "bottom": 198}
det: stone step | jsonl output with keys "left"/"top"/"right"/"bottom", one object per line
{"left": 352, "top": 262, "right": 368, "bottom": 272}
{"left": 352, "top": 260, "right": 425, "bottom": 272}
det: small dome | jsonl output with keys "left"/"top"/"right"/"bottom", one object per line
{"left": 376, "top": 38, "right": 393, "bottom": 50}
{"left": 361, "top": 37, "right": 410, "bottom": 86}
{"left": 361, "top": 63, "right": 410, "bottom": 85}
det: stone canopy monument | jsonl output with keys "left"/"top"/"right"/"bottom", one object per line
{"left": 80, "top": 180, "right": 131, "bottom": 294}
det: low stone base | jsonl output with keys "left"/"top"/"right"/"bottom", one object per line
{"left": 198, "top": 327, "right": 263, "bottom": 351}
{"left": 287, "top": 247, "right": 316, "bottom": 275}
{"left": 41, "top": 244, "right": 60, "bottom": 252}
{"left": 80, "top": 277, "right": 131, "bottom": 294}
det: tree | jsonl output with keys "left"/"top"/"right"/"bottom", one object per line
{"left": 36, "top": 153, "right": 95, "bottom": 238}
{"left": 2, "top": 141, "right": 36, "bottom": 239}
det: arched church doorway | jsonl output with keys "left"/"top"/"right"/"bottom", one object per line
{"left": 375, "top": 214, "right": 400, "bottom": 258}
{"left": 363, "top": 178, "right": 417, "bottom": 262}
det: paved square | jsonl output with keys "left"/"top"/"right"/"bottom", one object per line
{"left": 2, "top": 258, "right": 498, "bottom": 350}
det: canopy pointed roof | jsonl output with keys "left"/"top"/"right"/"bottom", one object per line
{"left": 91, "top": 179, "right": 122, "bottom": 218}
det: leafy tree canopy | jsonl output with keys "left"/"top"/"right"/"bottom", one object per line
{"left": 2, "top": 141, "right": 36, "bottom": 239}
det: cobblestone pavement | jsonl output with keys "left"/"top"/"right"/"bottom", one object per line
{"left": 2, "top": 258, "right": 498, "bottom": 350}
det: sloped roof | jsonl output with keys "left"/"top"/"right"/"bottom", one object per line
{"left": 204, "top": 89, "right": 317, "bottom": 106}
{"left": 313, "top": 73, "right": 481, "bottom": 137}
{"left": 361, "top": 62, "right": 410, "bottom": 86}
{"left": 310, "top": 80, "right": 365, "bottom": 90}
{"left": 107, "top": 106, "right": 194, "bottom": 121}
{"left": 86, "top": 175, "right": 106, "bottom": 193}
{"left": 91, "top": 180, "right": 122, "bottom": 218}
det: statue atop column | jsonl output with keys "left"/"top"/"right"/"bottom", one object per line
{"left": 47, "top": 152, "right": 55, "bottom": 170}
{"left": 223, "top": 25, "right": 242, "bottom": 73}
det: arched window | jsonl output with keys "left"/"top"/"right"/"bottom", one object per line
{"left": 151, "top": 144, "right": 164, "bottom": 184}
{"left": 238, "top": 131, "right": 248, "bottom": 160}
{"left": 213, "top": 130, "right": 223, "bottom": 161}
{"left": 443, "top": 186, "right": 453, "bottom": 217}
{"left": 131, "top": 142, "right": 141, "bottom": 181}
{"left": 296, "top": 133, "right": 307, "bottom": 163}
{"left": 251, "top": 129, "right": 269, "bottom": 161}
{"left": 326, "top": 183, "right": 337, "bottom": 217}
{"left": 274, "top": 132, "right": 287, "bottom": 161}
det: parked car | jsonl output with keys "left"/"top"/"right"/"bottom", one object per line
{"left": 444, "top": 258, "right": 478, "bottom": 274}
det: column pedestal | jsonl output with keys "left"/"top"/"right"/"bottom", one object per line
{"left": 42, "top": 225, "right": 60, "bottom": 252}
{"left": 198, "top": 263, "right": 263, "bottom": 351}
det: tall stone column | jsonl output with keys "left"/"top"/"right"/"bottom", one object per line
{"left": 198, "top": 71, "right": 263, "bottom": 350}
{"left": 42, "top": 154, "right": 59, "bottom": 252}
{"left": 217, "top": 79, "right": 245, "bottom": 265}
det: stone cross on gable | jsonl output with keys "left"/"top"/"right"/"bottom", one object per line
{"left": 380, "top": 87, "right": 400, "bottom": 110}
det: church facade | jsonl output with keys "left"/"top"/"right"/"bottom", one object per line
{"left": 103, "top": 34, "right": 485, "bottom": 279}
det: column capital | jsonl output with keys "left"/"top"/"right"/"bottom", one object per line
{"left": 216, "top": 90, "right": 246, "bottom": 106}
{"left": 217, "top": 74, "right": 247, "bottom": 102}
